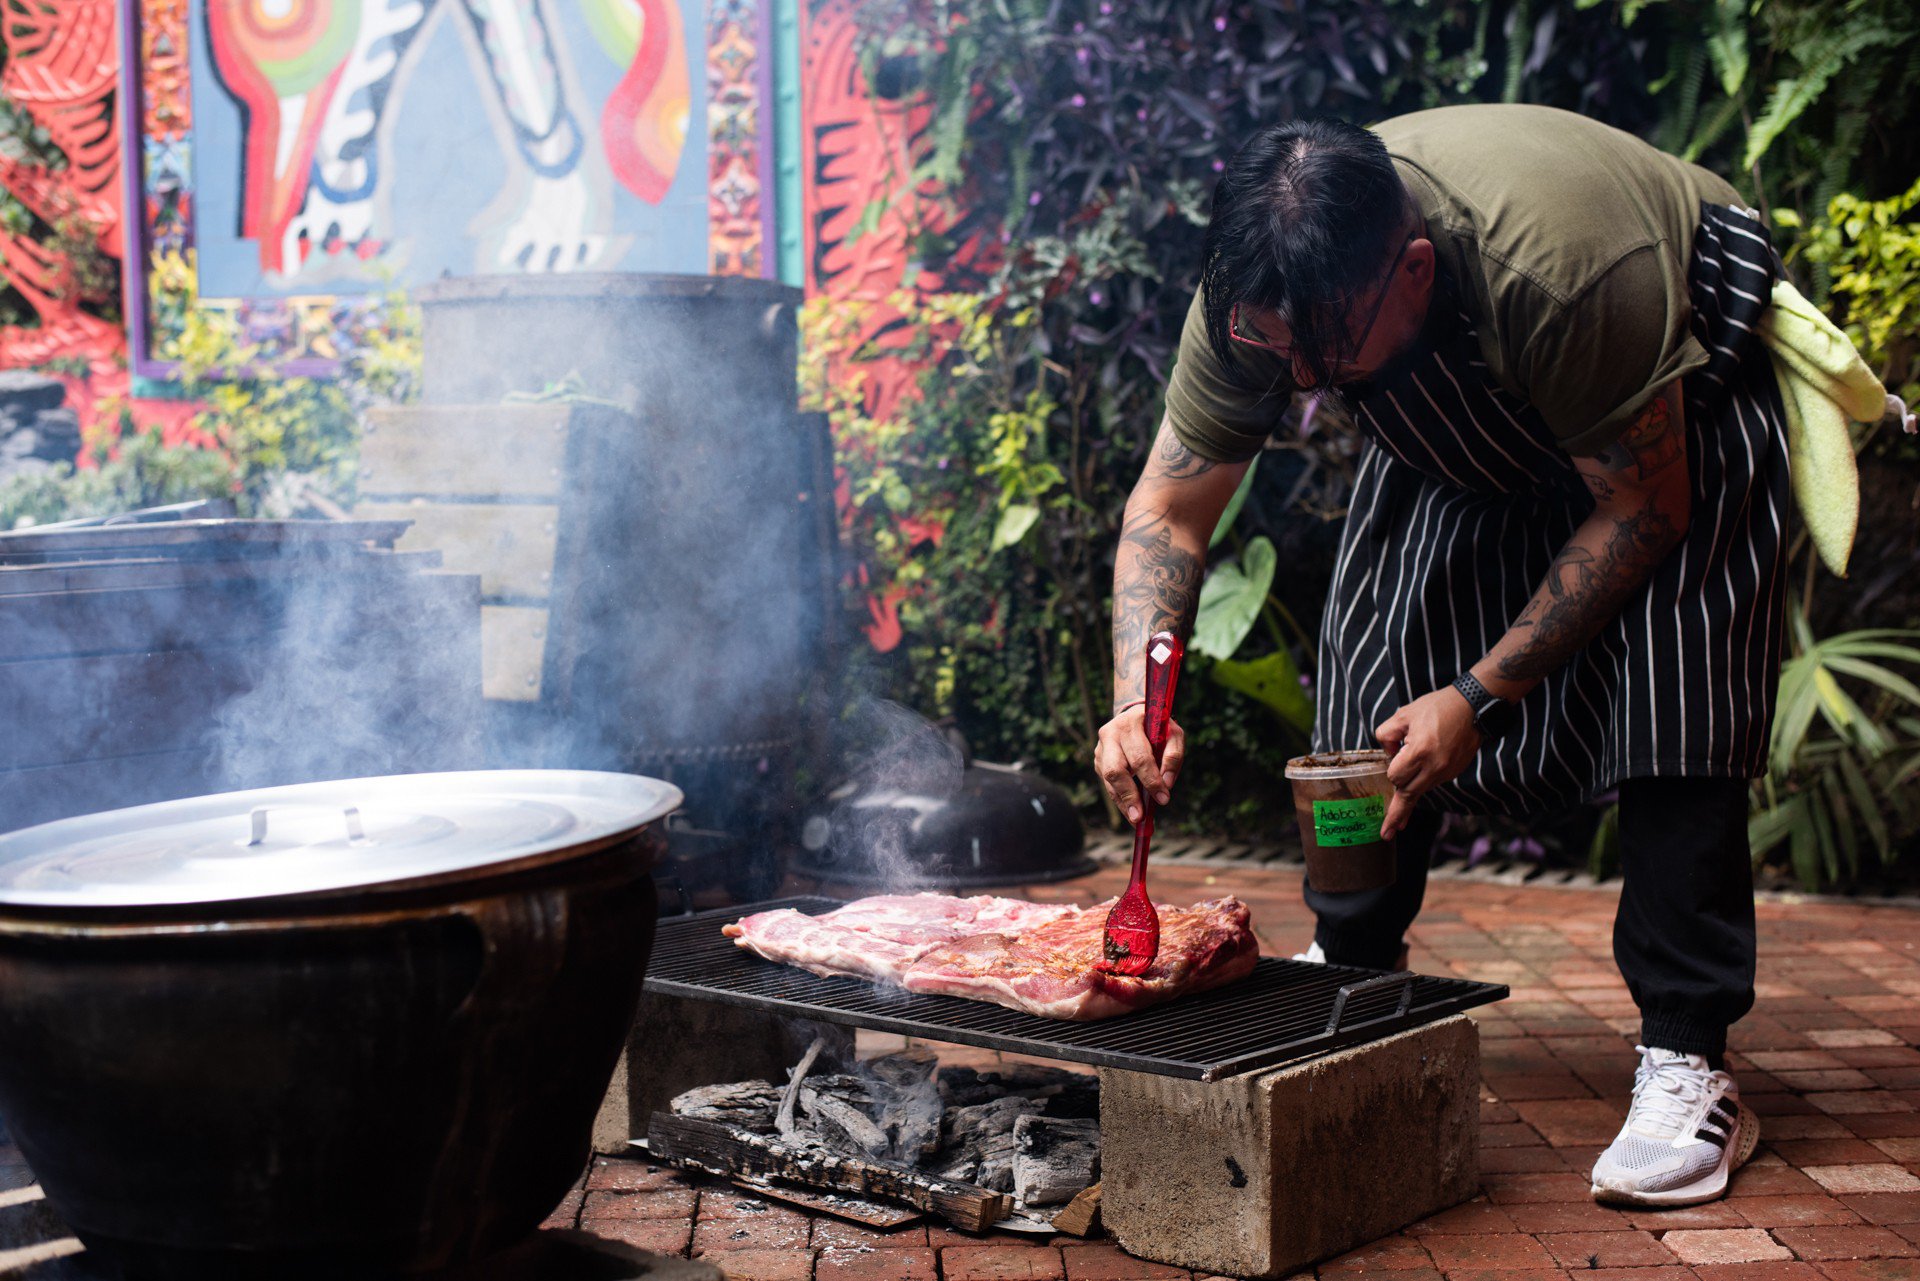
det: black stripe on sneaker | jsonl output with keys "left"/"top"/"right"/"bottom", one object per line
{"left": 1696, "top": 1126, "right": 1729, "bottom": 1148}
{"left": 1714, "top": 1099, "right": 1737, "bottom": 1119}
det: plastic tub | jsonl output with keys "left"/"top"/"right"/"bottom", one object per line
{"left": 1285, "top": 750, "right": 1397, "bottom": 893}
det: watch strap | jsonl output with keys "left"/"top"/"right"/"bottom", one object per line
{"left": 1452, "top": 672, "right": 1494, "bottom": 714}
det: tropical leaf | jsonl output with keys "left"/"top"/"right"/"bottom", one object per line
{"left": 1193, "top": 536, "right": 1277, "bottom": 660}
{"left": 1705, "top": 0, "right": 1748, "bottom": 96}
{"left": 992, "top": 502, "right": 1041, "bottom": 550}
{"left": 1210, "top": 650, "right": 1316, "bottom": 733}
{"left": 1742, "top": 22, "right": 1899, "bottom": 171}
{"left": 1209, "top": 454, "right": 1260, "bottom": 550}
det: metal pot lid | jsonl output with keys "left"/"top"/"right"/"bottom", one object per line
{"left": 0, "top": 771, "right": 683, "bottom": 909}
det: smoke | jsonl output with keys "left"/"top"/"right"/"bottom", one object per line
{"left": 814, "top": 696, "right": 966, "bottom": 891}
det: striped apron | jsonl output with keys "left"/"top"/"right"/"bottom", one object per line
{"left": 1312, "top": 203, "right": 1790, "bottom": 814}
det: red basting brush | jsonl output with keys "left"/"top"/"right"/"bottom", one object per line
{"left": 1101, "top": 630, "right": 1184, "bottom": 976}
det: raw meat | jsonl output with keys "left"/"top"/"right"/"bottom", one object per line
{"left": 724, "top": 892, "right": 1258, "bottom": 1020}
{"left": 723, "top": 893, "right": 1078, "bottom": 985}
{"left": 901, "top": 897, "right": 1258, "bottom": 1020}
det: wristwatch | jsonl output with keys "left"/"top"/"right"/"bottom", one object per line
{"left": 1452, "top": 672, "right": 1519, "bottom": 741}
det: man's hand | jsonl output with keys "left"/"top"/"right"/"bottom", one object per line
{"left": 1374, "top": 688, "right": 1480, "bottom": 839}
{"left": 1095, "top": 705, "right": 1187, "bottom": 825}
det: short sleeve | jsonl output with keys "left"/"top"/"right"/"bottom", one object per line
{"left": 1517, "top": 245, "right": 1709, "bottom": 457}
{"left": 1163, "top": 289, "right": 1295, "bottom": 464}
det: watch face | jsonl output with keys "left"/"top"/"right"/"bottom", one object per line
{"left": 1477, "top": 698, "right": 1521, "bottom": 739}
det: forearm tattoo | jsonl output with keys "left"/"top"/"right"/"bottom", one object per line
{"left": 1112, "top": 506, "right": 1203, "bottom": 707}
{"left": 1589, "top": 393, "right": 1682, "bottom": 482}
{"left": 1146, "top": 431, "right": 1219, "bottom": 480}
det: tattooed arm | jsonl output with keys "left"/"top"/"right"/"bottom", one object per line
{"left": 1095, "top": 419, "right": 1249, "bottom": 823}
{"left": 1374, "top": 384, "right": 1691, "bottom": 836}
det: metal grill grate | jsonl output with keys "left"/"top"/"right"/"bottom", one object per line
{"left": 645, "top": 897, "right": 1506, "bottom": 1081}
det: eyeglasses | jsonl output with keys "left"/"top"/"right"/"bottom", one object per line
{"left": 1228, "top": 229, "right": 1418, "bottom": 379}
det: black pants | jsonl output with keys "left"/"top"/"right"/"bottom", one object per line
{"left": 1307, "top": 776, "right": 1756, "bottom": 1062}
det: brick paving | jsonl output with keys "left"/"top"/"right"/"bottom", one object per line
{"left": 4, "top": 861, "right": 1918, "bottom": 1279}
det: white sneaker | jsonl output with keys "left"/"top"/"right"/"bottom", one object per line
{"left": 1590, "top": 1046, "right": 1760, "bottom": 1206}
{"left": 1291, "top": 939, "right": 1412, "bottom": 969}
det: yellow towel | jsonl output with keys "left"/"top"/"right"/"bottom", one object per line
{"left": 1757, "top": 278, "right": 1904, "bottom": 578}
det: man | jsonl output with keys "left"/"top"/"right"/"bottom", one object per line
{"left": 1096, "top": 105, "right": 1787, "bottom": 1208}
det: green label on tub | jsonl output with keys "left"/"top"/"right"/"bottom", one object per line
{"left": 1312, "top": 796, "right": 1386, "bottom": 847}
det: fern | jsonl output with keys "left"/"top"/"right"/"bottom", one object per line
{"left": 1741, "top": 20, "right": 1900, "bottom": 171}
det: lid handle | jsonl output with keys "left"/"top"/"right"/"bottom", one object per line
{"left": 248, "top": 806, "right": 367, "bottom": 847}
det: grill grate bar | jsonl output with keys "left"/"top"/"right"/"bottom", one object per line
{"left": 644, "top": 897, "right": 1506, "bottom": 1080}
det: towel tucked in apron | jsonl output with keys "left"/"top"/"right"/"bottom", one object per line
{"left": 1313, "top": 204, "right": 1790, "bottom": 814}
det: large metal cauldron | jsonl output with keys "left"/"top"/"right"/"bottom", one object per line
{"left": 0, "top": 770, "right": 681, "bottom": 1279}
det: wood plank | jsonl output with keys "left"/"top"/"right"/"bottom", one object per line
{"left": 731, "top": 1179, "right": 922, "bottom": 1229}
{"left": 482, "top": 605, "right": 549, "bottom": 703}
{"left": 0, "top": 550, "right": 438, "bottom": 599}
{"left": 1051, "top": 1183, "right": 1102, "bottom": 1237}
{"left": 646, "top": 1112, "right": 1009, "bottom": 1232}
{"left": 361, "top": 405, "right": 574, "bottom": 499}
{"left": 355, "top": 502, "right": 558, "bottom": 600}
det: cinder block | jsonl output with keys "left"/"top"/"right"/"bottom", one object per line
{"left": 1100, "top": 1013, "right": 1479, "bottom": 1279}
{"left": 593, "top": 990, "right": 855, "bottom": 1153}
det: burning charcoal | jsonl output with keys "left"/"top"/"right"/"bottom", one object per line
{"left": 937, "top": 1066, "right": 1000, "bottom": 1108}
{"left": 937, "top": 1096, "right": 1044, "bottom": 1193}
{"left": 1012, "top": 1115, "right": 1100, "bottom": 1206}
{"left": 670, "top": 1080, "right": 782, "bottom": 1131}
{"left": 800, "top": 1085, "right": 893, "bottom": 1160}
{"left": 862, "top": 1047, "right": 940, "bottom": 1089}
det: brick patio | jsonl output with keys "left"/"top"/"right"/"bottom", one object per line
{"left": 5, "top": 859, "right": 1919, "bottom": 1279}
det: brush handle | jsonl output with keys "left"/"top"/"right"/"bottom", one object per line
{"left": 1142, "top": 630, "right": 1184, "bottom": 760}
{"left": 1128, "top": 631, "right": 1185, "bottom": 885}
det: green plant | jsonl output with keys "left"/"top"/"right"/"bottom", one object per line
{"left": 1777, "top": 178, "right": 1920, "bottom": 405}
{"left": 0, "top": 425, "right": 237, "bottom": 531}
{"left": 1748, "top": 607, "right": 1920, "bottom": 888}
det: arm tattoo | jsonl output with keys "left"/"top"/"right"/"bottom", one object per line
{"left": 1111, "top": 506, "right": 1203, "bottom": 707}
{"left": 1146, "top": 431, "right": 1219, "bottom": 480}
{"left": 1591, "top": 393, "right": 1682, "bottom": 480}
{"left": 1495, "top": 491, "right": 1678, "bottom": 683}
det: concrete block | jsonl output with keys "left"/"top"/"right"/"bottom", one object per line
{"left": 1099, "top": 1013, "right": 1479, "bottom": 1280}
{"left": 593, "top": 990, "right": 855, "bottom": 1153}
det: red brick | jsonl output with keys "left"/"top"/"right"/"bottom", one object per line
{"left": 1059, "top": 1242, "right": 1195, "bottom": 1279}
{"left": 1502, "top": 1201, "right": 1634, "bottom": 1233}
{"left": 1805, "top": 1167, "right": 1920, "bottom": 1196}
{"left": 1539, "top": 1229, "right": 1678, "bottom": 1268}
{"left": 1480, "top": 1123, "right": 1548, "bottom": 1149}
{"left": 1663, "top": 1230, "right": 1796, "bottom": 1265}
{"left": 816, "top": 1245, "right": 939, "bottom": 1281}
{"left": 1404, "top": 1200, "right": 1520, "bottom": 1235}
{"left": 1687, "top": 1264, "right": 1827, "bottom": 1281}
{"left": 582, "top": 1187, "right": 698, "bottom": 1221}
{"left": 1774, "top": 1072, "right": 1880, "bottom": 1093}
{"left": 1775, "top": 1141, "right": 1900, "bottom": 1167}
{"left": 1485, "top": 1073, "right": 1594, "bottom": 1101}
{"left": 1816, "top": 1261, "right": 1920, "bottom": 1281}
{"left": 1419, "top": 1232, "right": 1558, "bottom": 1270}
{"left": 1512, "top": 1099, "right": 1625, "bottom": 1147}
{"left": 1484, "top": 1171, "right": 1597, "bottom": 1203}
{"left": 540, "top": 1189, "right": 584, "bottom": 1231}
{"left": 1733, "top": 1197, "right": 1866, "bottom": 1228}
{"left": 1731, "top": 1167, "right": 1826, "bottom": 1197}
{"left": 941, "top": 1244, "right": 1067, "bottom": 1280}
{"left": 1480, "top": 1147, "right": 1574, "bottom": 1174}
{"left": 1772, "top": 1226, "right": 1920, "bottom": 1261}
{"left": 584, "top": 1217, "right": 693, "bottom": 1255}
{"left": 695, "top": 1207, "right": 812, "bottom": 1253}
{"left": 1318, "top": 1234, "right": 1434, "bottom": 1271}
{"left": 810, "top": 1220, "right": 930, "bottom": 1250}
{"left": 926, "top": 1224, "right": 995, "bottom": 1248}
{"left": 696, "top": 1246, "right": 816, "bottom": 1280}
{"left": 702, "top": 1192, "right": 812, "bottom": 1221}
{"left": 1627, "top": 1202, "right": 1753, "bottom": 1230}
{"left": 1836, "top": 1194, "right": 1920, "bottom": 1226}
{"left": 1807, "top": 1094, "right": 1914, "bottom": 1117}
{"left": 586, "top": 1157, "right": 685, "bottom": 1191}
{"left": 1420, "top": 1268, "right": 1566, "bottom": 1281}
{"left": 1768, "top": 1118, "right": 1855, "bottom": 1141}
{"left": 1870, "top": 1138, "right": 1920, "bottom": 1164}
{"left": 1844, "top": 1116, "right": 1920, "bottom": 1140}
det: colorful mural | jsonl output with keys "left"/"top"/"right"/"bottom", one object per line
{"left": 2, "top": 0, "right": 771, "bottom": 400}
{"left": 117, "top": 0, "right": 773, "bottom": 374}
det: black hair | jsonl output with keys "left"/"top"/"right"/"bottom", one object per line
{"left": 1200, "top": 119, "right": 1413, "bottom": 390}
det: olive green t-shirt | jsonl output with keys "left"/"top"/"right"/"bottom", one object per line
{"left": 1164, "top": 104, "right": 1747, "bottom": 462}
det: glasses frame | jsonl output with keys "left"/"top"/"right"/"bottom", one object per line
{"left": 1229, "top": 229, "right": 1419, "bottom": 378}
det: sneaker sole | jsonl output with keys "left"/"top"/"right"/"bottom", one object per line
{"left": 1590, "top": 1104, "right": 1761, "bottom": 1208}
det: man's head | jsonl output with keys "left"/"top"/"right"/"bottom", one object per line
{"left": 1201, "top": 119, "right": 1436, "bottom": 391}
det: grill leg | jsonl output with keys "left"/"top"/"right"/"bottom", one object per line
{"left": 1098, "top": 1014, "right": 1479, "bottom": 1279}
